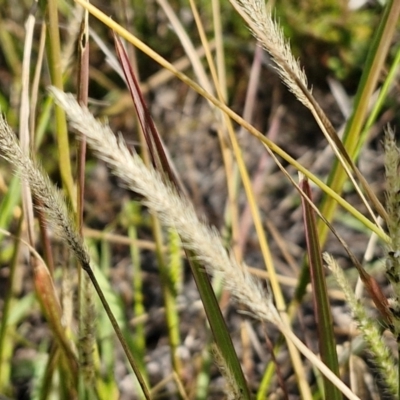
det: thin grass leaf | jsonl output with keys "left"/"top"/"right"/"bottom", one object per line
{"left": 358, "top": 43, "right": 400, "bottom": 152}
{"left": 299, "top": 176, "right": 341, "bottom": 400}
{"left": 257, "top": 355, "right": 282, "bottom": 400}
{"left": 114, "top": 34, "right": 182, "bottom": 190}
{"left": 91, "top": 249, "right": 151, "bottom": 395}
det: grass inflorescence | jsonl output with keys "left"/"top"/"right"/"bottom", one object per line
{"left": 0, "top": 0, "right": 400, "bottom": 399}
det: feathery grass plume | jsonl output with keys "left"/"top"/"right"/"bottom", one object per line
{"left": 52, "top": 89, "right": 363, "bottom": 400}
{"left": 50, "top": 87, "right": 280, "bottom": 326}
{"left": 323, "top": 253, "right": 398, "bottom": 395}
{"left": 0, "top": 115, "right": 90, "bottom": 268}
{"left": 231, "top": 0, "right": 311, "bottom": 108}
{"left": 383, "top": 127, "right": 400, "bottom": 336}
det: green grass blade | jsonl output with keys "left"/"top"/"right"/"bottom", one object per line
{"left": 295, "top": 0, "right": 399, "bottom": 303}
{"left": 300, "top": 176, "right": 341, "bottom": 400}
{"left": 188, "top": 255, "right": 251, "bottom": 399}
{"left": 358, "top": 43, "right": 400, "bottom": 151}
{"left": 317, "top": 0, "right": 400, "bottom": 246}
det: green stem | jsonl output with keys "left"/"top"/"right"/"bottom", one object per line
{"left": 40, "top": 0, "right": 75, "bottom": 205}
